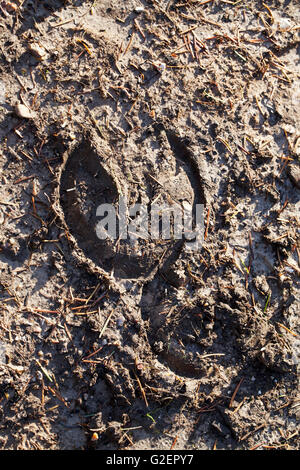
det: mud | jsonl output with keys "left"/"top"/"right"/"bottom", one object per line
{"left": 0, "top": 0, "right": 299, "bottom": 451}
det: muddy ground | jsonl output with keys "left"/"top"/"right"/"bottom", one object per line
{"left": 0, "top": 0, "right": 299, "bottom": 451}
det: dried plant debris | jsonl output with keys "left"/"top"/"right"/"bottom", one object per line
{"left": 0, "top": 0, "right": 299, "bottom": 451}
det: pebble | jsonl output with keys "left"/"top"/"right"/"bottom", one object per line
{"left": 36, "top": 370, "right": 43, "bottom": 381}
{"left": 277, "top": 17, "right": 292, "bottom": 30}
{"left": 288, "top": 164, "right": 300, "bottom": 190}
{"left": 154, "top": 62, "right": 166, "bottom": 73}
{"left": 285, "top": 266, "right": 294, "bottom": 274}
{"left": 282, "top": 123, "right": 296, "bottom": 134}
{"left": 0, "top": 81, "right": 6, "bottom": 104}
{"left": 135, "top": 6, "right": 144, "bottom": 13}
{"left": 28, "top": 43, "right": 48, "bottom": 61}
{"left": 14, "top": 103, "right": 36, "bottom": 119}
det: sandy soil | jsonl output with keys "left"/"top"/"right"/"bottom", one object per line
{"left": 0, "top": 0, "right": 299, "bottom": 450}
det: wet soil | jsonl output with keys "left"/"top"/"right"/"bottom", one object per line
{"left": 0, "top": 0, "right": 299, "bottom": 450}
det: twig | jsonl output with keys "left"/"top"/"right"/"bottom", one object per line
{"left": 240, "top": 423, "right": 266, "bottom": 441}
{"left": 134, "top": 373, "right": 149, "bottom": 408}
{"left": 99, "top": 310, "right": 114, "bottom": 338}
{"left": 123, "top": 32, "right": 135, "bottom": 56}
{"left": 277, "top": 323, "right": 298, "bottom": 338}
{"left": 170, "top": 435, "right": 178, "bottom": 450}
{"left": 229, "top": 378, "right": 244, "bottom": 408}
{"left": 204, "top": 207, "right": 210, "bottom": 240}
{"left": 34, "top": 359, "right": 53, "bottom": 383}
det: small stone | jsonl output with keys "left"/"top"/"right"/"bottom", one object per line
{"left": 36, "top": 370, "right": 43, "bottom": 381}
{"left": 28, "top": 43, "right": 48, "bottom": 61}
{"left": 0, "top": 81, "right": 6, "bottom": 104}
{"left": 154, "top": 62, "right": 166, "bottom": 73}
{"left": 134, "top": 6, "right": 144, "bottom": 13}
{"left": 282, "top": 123, "right": 296, "bottom": 134}
{"left": 91, "top": 432, "right": 99, "bottom": 441}
{"left": 277, "top": 17, "right": 292, "bottom": 31}
{"left": 14, "top": 103, "right": 35, "bottom": 119}
{"left": 284, "top": 266, "right": 294, "bottom": 274}
{"left": 288, "top": 164, "right": 300, "bottom": 189}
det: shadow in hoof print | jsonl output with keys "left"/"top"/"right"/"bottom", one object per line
{"left": 58, "top": 125, "right": 206, "bottom": 282}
